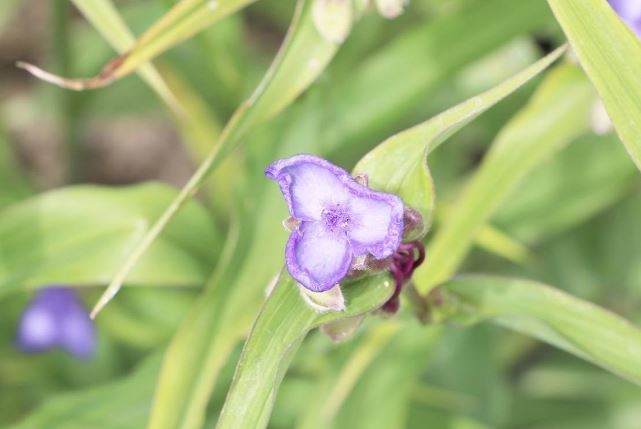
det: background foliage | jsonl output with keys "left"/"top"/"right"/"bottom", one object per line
{"left": 1, "top": 0, "right": 641, "bottom": 428}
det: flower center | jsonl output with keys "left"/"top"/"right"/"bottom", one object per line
{"left": 321, "top": 205, "right": 351, "bottom": 232}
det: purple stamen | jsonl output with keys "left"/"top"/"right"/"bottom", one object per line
{"left": 381, "top": 241, "right": 425, "bottom": 314}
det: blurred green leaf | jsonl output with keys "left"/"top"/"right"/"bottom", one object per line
{"left": 0, "top": 184, "right": 219, "bottom": 293}
{"left": 0, "top": 122, "right": 33, "bottom": 209}
{"left": 10, "top": 353, "right": 161, "bottom": 429}
{"left": 326, "top": 0, "right": 554, "bottom": 155}
{"left": 20, "top": 0, "right": 256, "bottom": 91}
{"left": 495, "top": 133, "right": 638, "bottom": 244}
{"left": 437, "top": 276, "right": 641, "bottom": 385}
{"left": 414, "top": 63, "right": 594, "bottom": 294}
{"left": 216, "top": 272, "right": 394, "bottom": 429}
{"left": 332, "top": 328, "right": 442, "bottom": 429}
{"left": 548, "top": 0, "right": 641, "bottom": 172}
{"left": 147, "top": 96, "right": 324, "bottom": 429}
{"left": 0, "top": 0, "right": 20, "bottom": 30}
{"left": 354, "top": 46, "right": 565, "bottom": 233}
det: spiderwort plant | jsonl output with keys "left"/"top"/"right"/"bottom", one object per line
{"left": 16, "top": 287, "right": 96, "bottom": 360}
{"left": 266, "top": 154, "right": 424, "bottom": 312}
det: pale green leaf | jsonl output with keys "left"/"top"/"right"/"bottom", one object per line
{"left": 0, "top": 184, "right": 219, "bottom": 294}
{"left": 10, "top": 354, "right": 161, "bottom": 429}
{"left": 548, "top": 0, "right": 641, "bottom": 171}
{"left": 414, "top": 63, "right": 594, "bottom": 294}
{"left": 354, "top": 46, "right": 566, "bottom": 233}
{"left": 436, "top": 276, "right": 641, "bottom": 385}
{"left": 215, "top": 272, "right": 394, "bottom": 429}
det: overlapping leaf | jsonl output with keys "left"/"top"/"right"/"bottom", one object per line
{"left": 0, "top": 184, "right": 219, "bottom": 293}
{"left": 548, "top": 0, "right": 641, "bottom": 171}
{"left": 437, "top": 276, "right": 641, "bottom": 385}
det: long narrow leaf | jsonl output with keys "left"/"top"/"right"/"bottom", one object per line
{"left": 413, "top": 64, "right": 594, "bottom": 294}
{"left": 90, "top": 0, "right": 344, "bottom": 317}
{"left": 548, "top": 0, "right": 641, "bottom": 171}
{"left": 354, "top": 46, "right": 566, "bottom": 232}
{"left": 436, "top": 276, "right": 641, "bottom": 385}
{"left": 216, "top": 272, "right": 394, "bottom": 429}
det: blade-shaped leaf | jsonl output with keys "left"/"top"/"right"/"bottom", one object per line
{"left": 10, "top": 354, "right": 161, "bottom": 429}
{"left": 19, "top": 0, "right": 256, "bottom": 91}
{"left": 215, "top": 272, "right": 394, "bottom": 429}
{"left": 435, "top": 276, "right": 641, "bottom": 385}
{"left": 414, "top": 63, "right": 595, "bottom": 294}
{"left": 354, "top": 46, "right": 566, "bottom": 232}
{"left": 0, "top": 184, "right": 219, "bottom": 293}
{"left": 547, "top": 0, "right": 641, "bottom": 171}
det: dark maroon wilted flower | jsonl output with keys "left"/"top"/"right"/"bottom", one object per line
{"left": 16, "top": 287, "right": 96, "bottom": 360}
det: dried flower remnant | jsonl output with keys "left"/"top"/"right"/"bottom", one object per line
{"left": 609, "top": 0, "right": 641, "bottom": 38}
{"left": 266, "top": 154, "right": 404, "bottom": 293}
{"left": 381, "top": 241, "right": 425, "bottom": 314}
{"left": 16, "top": 287, "right": 97, "bottom": 360}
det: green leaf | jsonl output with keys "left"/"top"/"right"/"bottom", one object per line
{"left": 0, "top": 183, "right": 219, "bottom": 294}
{"left": 548, "top": 0, "right": 641, "bottom": 171}
{"left": 436, "top": 276, "right": 641, "bottom": 385}
{"left": 331, "top": 326, "right": 442, "bottom": 429}
{"left": 297, "top": 323, "right": 442, "bottom": 429}
{"left": 495, "top": 133, "right": 638, "bottom": 244}
{"left": 216, "top": 272, "right": 394, "bottom": 429}
{"left": 413, "top": 63, "right": 594, "bottom": 295}
{"left": 10, "top": 354, "right": 161, "bottom": 429}
{"left": 90, "top": 0, "right": 342, "bottom": 318}
{"left": 353, "top": 46, "right": 566, "bottom": 233}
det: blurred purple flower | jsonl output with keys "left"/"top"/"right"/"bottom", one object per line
{"left": 17, "top": 287, "right": 96, "bottom": 360}
{"left": 266, "top": 154, "right": 404, "bottom": 292}
{"left": 609, "top": 0, "right": 641, "bottom": 38}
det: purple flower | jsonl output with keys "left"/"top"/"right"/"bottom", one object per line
{"left": 266, "top": 154, "right": 404, "bottom": 292}
{"left": 609, "top": 0, "right": 641, "bottom": 38}
{"left": 16, "top": 287, "right": 96, "bottom": 360}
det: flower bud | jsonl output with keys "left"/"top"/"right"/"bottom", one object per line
{"left": 590, "top": 99, "right": 612, "bottom": 135}
{"left": 320, "top": 315, "right": 365, "bottom": 342}
{"left": 375, "top": 0, "right": 407, "bottom": 18}
{"left": 312, "top": 0, "right": 353, "bottom": 44}
{"left": 299, "top": 283, "right": 346, "bottom": 312}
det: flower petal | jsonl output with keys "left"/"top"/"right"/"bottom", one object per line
{"left": 16, "top": 287, "right": 96, "bottom": 359}
{"left": 286, "top": 221, "right": 353, "bottom": 292}
{"left": 60, "top": 309, "right": 96, "bottom": 360}
{"left": 346, "top": 191, "right": 404, "bottom": 259}
{"left": 16, "top": 306, "right": 58, "bottom": 352}
{"left": 265, "top": 154, "right": 350, "bottom": 221}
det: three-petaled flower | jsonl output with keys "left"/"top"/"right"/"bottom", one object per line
{"left": 266, "top": 154, "right": 404, "bottom": 292}
{"left": 16, "top": 286, "right": 96, "bottom": 360}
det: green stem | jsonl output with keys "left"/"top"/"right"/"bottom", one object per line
{"left": 53, "top": 0, "right": 83, "bottom": 182}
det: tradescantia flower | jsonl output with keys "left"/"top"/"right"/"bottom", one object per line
{"left": 16, "top": 287, "right": 96, "bottom": 360}
{"left": 609, "top": 0, "right": 641, "bottom": 38}
{"left": 266, "top": 154, "right": 404, "bottom": 293}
